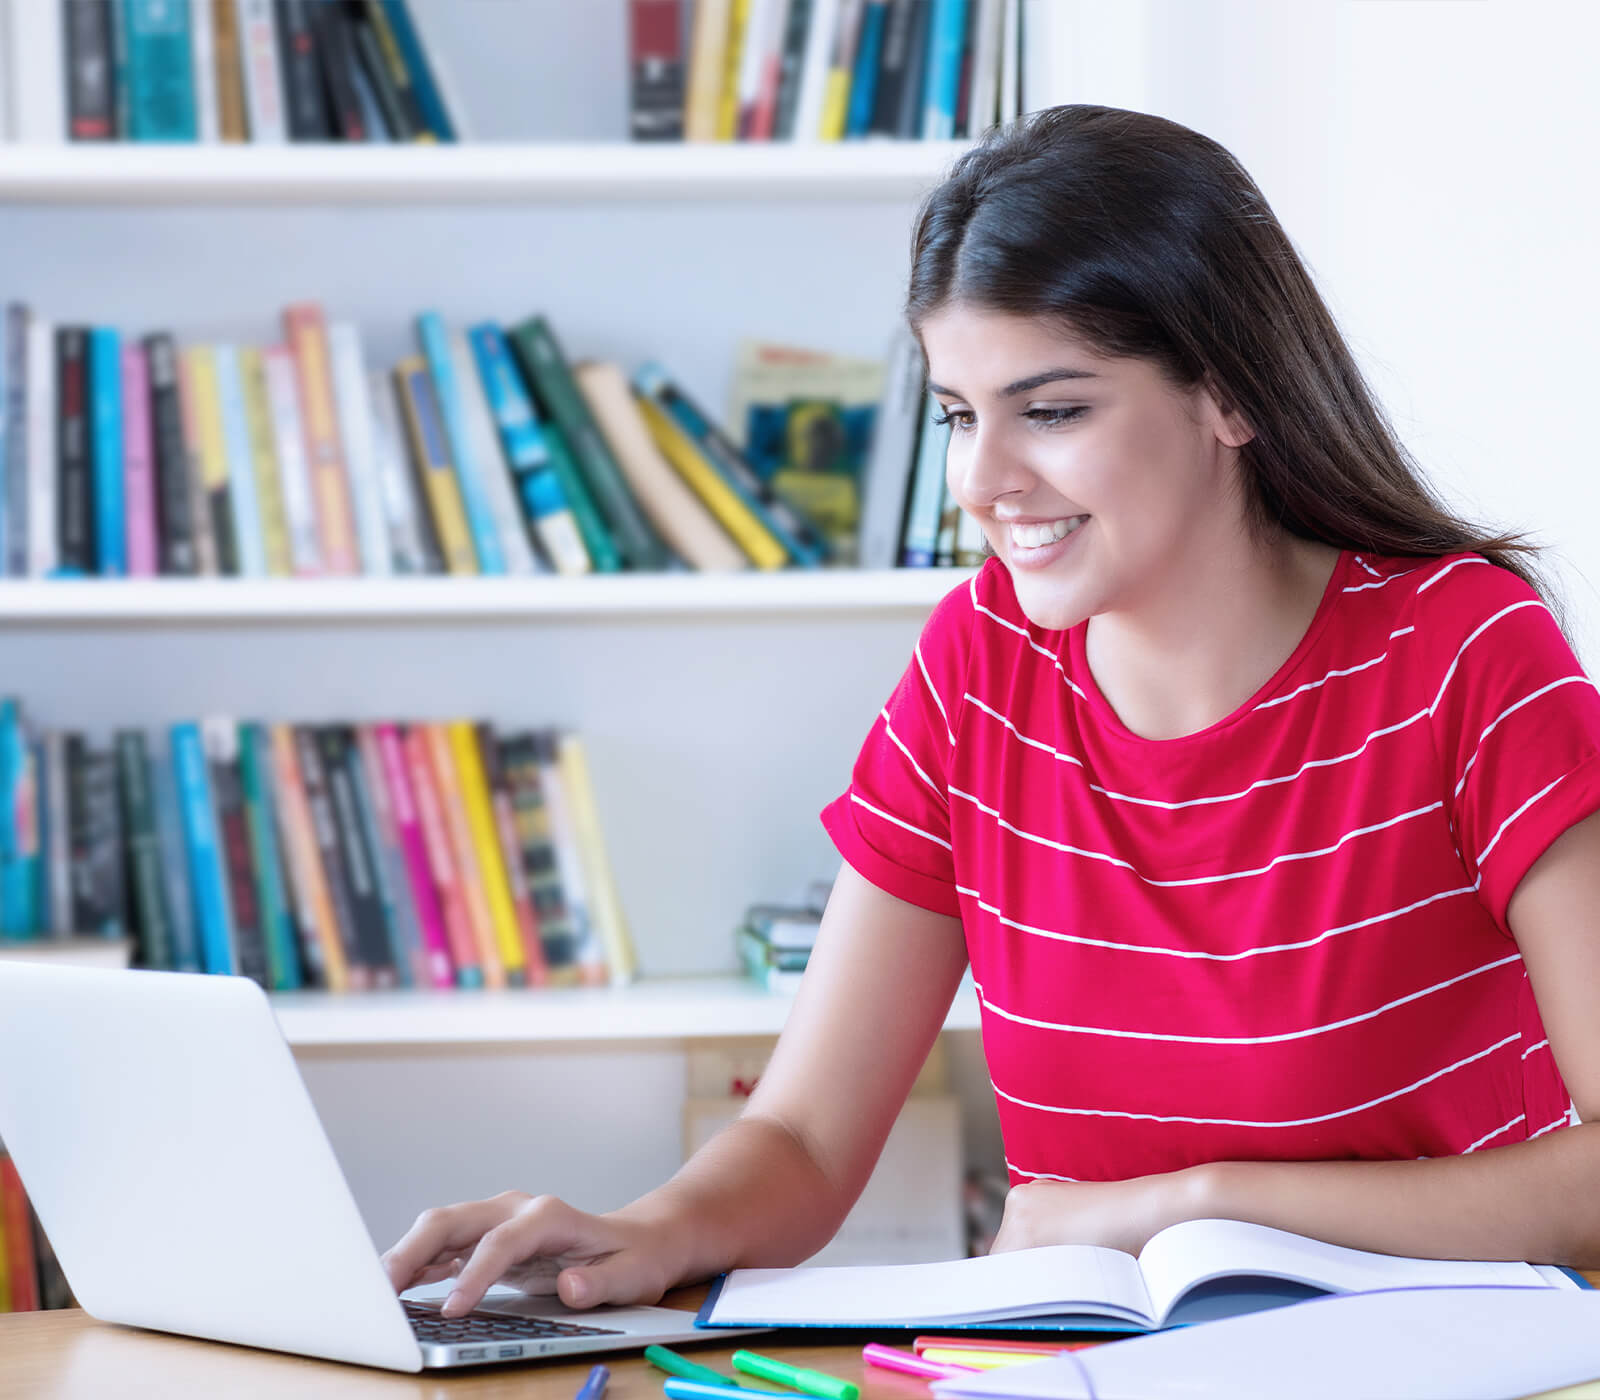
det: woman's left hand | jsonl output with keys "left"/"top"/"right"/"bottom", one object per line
{"left": 990, "top": 1167, "right": 1212, "bottom": 1256}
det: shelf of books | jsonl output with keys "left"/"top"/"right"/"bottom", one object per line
{"left": 0, "top": 141, "right": 975, "bottom": 205}
{"left": 270, "top": 975, "right": 982, "bottom": 1048}
{"left": 0, "top": 568, "right": 976, "bottom": 624}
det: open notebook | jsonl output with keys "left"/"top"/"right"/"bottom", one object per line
{"left": 697, "top": 1218, "right": 1587, "bottom": 1333}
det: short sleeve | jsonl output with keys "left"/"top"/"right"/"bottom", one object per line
{"left": 1425, "top": 558, "right": 1600, "bottom": 933}
{"left": 819, "top": 570, "right": 983, "bottom": 917}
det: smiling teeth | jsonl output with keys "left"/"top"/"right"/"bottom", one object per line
{"left": 1010, "top": 516, "right": 1087, "bottom": 550}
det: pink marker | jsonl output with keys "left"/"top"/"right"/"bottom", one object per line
{"left": 862, "top": 1344, "right": 980, "bottom": 1380}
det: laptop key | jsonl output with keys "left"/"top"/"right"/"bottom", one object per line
{"left": 402, "top": 1299, "right": 624, "bottom": 1342}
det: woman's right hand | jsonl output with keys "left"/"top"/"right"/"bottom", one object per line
{"left": 380, "top": 1190, "right": 683, "bottom": 1317}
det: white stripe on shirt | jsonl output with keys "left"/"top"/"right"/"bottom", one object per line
{"left": 1453, "top": 676, "right": 1597, "bottom": 799}
{"left": 881, "top": 711, "right": 946, "bottom": 802}
{"left": 1252, "top": 629, "right": 1417, "bottom": 712}
{"left": 1475, "top": 772, "right": 1567, "bottom": 869}
{"left": 848, "top": 791, "right": 953, "bottom": 851}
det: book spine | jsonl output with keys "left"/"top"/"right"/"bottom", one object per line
{"left": 375, "top": 723, "right": 453, "bottom": 988}
{"left": 557, "top": 732, "right": 637, "bottom": 985}
{"left": 326, "top": 322, "right": 392, "bottom": 576}
{"left": 856, "top": 326, "right": 924, "bottom": 570}
{"left": 296, "top": 725, "right": 370, "bottom": 989}
{"left": 715, "top": 0, "right": 751, "bottom": 140}
{"left": 820, "top": 0, "right": 865, "bottom": 141}
{"left": 350, "top": 6, "right": 414, "bottom": 141}
{"left": 43, "top": 732, "right": 73, "bottom": 935}
{"left": 683, "top": 0, "right": 732, "bottom": 142}
{"left": 447, "top": 720, "right": 527, "bottom": 985}
{"left": 309, "top": 0, "right": 365, "bottom": 141}
{"left": 869, "top": 0, "right": 914, "bottom": 135}
{"left": 26, "top": 316, "right": 57, "bottom": 578}
{"left": 275, "top": 0, "right": 331, "bottom": 139}
{"left": 149, "top": 735, "right": 201, "bottom": 970}
{"left": 467, "top": 322, "right": 590, "bottom": 577}
{"left": 400, "top": 723, "right": 479, "bottom": 985}
{"left": 844, "top": 0, "right": 887, "bottom": 137}
{"left": 629, "top": 0, "right": 687, "bottom": 141}
{"left": 88, "top": 327, "right": 126, "bottom": 576}
{"left": 921, "top": 0, "right": 966, "bottom": 139}
{"left": 237, "top": 347, "right": 293, "bottom": 575}
{"left": 507, "top": 316, "right": 671, "bottom": 571}
{"left": 205, "top": 716, "right": 269, "bottom": 988}
{"left": 951, "top": 0, "right": 977, "bottom": 136}
{"left": 479, "top": 723, "right": 548, "bottom": 986}
{"left": 114, "top": 729, "right": 174, "bottom": 971}
{"left": 361, "top": 0, "right": 429, "bottom": 141}
{"left": 283, "top": 304, "right": 359, "bottom": 572}
{"left": 66, "top": 0, "right": 117, "bottom": 140}
{"left": 375, "top": 0, "right": 455, "bottom": 140}
{"left": 170, "top": 722, "right": 234, "bottom": 974}
{"left": 896, "top": 0, "right": 932, "bottom": 138}
{"left": 268, "top": 722, "right": 343, "bottom": 990}
{"left": 125, "top": 0, "right": 198, "bottom": 140}
{"left": 392, "top": 357, "right": 476, "bottom": 574}
{"left": 352, "top": 724, "right": 424, "bottom": 988}
{"left": 212, "top": 345, "right": 267, "bottom": 577}
{"left": 772, "top": 0, "right": 815, "bottom": 138}
{"left": 899, "top": 390, "right": 948, "bottom": 566}
{"left": 142, "top": 332, "right": 198, "bottom": 575}
{"left": 322, "top": 726, "right": 399, "bottom": 987}
{"left": 2, "top": 306, "right": 24, "bottom": 577}
{"left": 447, "top": 325, "right": 535, "bottom": 574}
{"left": 174, "top": 347, "right": 219, "bottom": 574}
{"left": 790, "top": 0, "right": 842, "bottom": 142}
{"left": 239, "top": 721, "right": 302, "bottom": 990}
{"left": 259, "top": 343, "right": 324, "bottom": 574}
{"left": 120, "top": 342, "right": 159, "bottom": 577}
{"left": 211, "top": 0, "right": 249, "bottom": 141}
{"left": 530, "top": 731, "right": 607, "bottom": 985}
{"left": 236, "top": 0, "right": 286, "bottom": 141}
{"left": 634, "top": 362, "right": 827, "bottom": 565}
{"left": 501, "top": 734, "right": 578, "bottom": 982}
{"left": 365, "top": 367, "right": 430, "bottom": 573}
{"left": 181, "top": 346, "right": 239, "bottom": 575}
{"left": 415, "top": 312, "right": 505, "bottom": 574}
{"left": 422, "top": 722, "right": 504, "bottom": 988}
{"left": 0, "top": 701, "right": 38, "bottom": 937}
{"left": 55, "top": 328, "right": 93, "bottom": 576}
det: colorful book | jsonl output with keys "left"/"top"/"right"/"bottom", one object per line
{"left": 124, "top": 0, "right": 198, "bottom": 140}
{"left": 500, "top": 734, "right": 580, "bottom": 983}
{"left": 174, "top": 345, "right": 219, "bottom": 573}
{"left": 296, "top": 725, "right": 375, "bottom": 990}
{"left": 900, "top": 390, "right": 950, "bottom": 566}
{"left": 3, "top": 304, "right": 30, "bottom": 579}
{"left": 447, "top": 720, "right": 527, "bottom": 985}
{"left": 557, "top": 732, "right": 637, "bottom": 985}
{"left": 236, "top": 0, "right": 287, "bottom": 142}
{"left": 120, "top": 342, "right": 159, "bottom": 576}
{"left": 416, "top": 311, "right": 505, "bottom": 575}
{"left": 530, "top": 730, "right": 608, "bottom": 986}
{"left": 212, "top": 345, "right": 268, "bottom": 577}
{"left": 237, "top": 346, "right": 294, "bottom": 575}
{"left": 392, "top": 357, "right": 475, "bottom": 574}
{"left": 205, "top": 716, "right": 269, "bottom": 988}
{"left": 142, "top": 332, "right": 198, "bottom": 575}
{"left": 181, "top": 346, "right": 239, "bottom": 575}
{"left": 268, "top": 723, "right": 344, "bottom": 991}
{"left": 149, "top": 735, "right": 201, "bottom": 972}
{"left": 326, "top": 724, "right": 405, "bottom": 987}
{"left": 170, "top": 721, "right": 235, "bottom": 976}
{"left": 374, "top": 723, "right": 454, "bottom": 988}
{"left": 421, "top": 722, "right": 504, "bottom": 988}
{"left": 352, "top": 724, "right": 425, "bottom": 989}
{"left": 54, "top": 327, "right": 93, "bottom": 575}
{"left": 327, "top": 321, "right": 392, "bottom": 576}
{"left": 478, "top": 724, "right": 548, "bottom": 987}
{"left": 400, "top": 723, "right": 480, "bottom": 986}
{"left": 375, "top": 0, "right": 457, "bottom": 140}
{"left": 239, "top": 721, "right": 302, "bottom": 991}
{"left": 26, "top": 315, "right": 57, "bottom": 578}
{"left": 921, "top": 0, "right": 968, "bottom": 139}
{"left": 260, "top": 343, "right": 323, "bottom": 574}
{"left": 844, "top": 0, "right": 888, "bottom": 136}
{"left": 283, "top": 304, "right": 359, "bottom": 572}
{"left": 365, "top": 368, "right": 432, "bottom": 574}
{"left": 450, "top": 325, "right": 538, "bottom": 574}
{"left": 114, "top": 729, "right": 173, "bottom": 972}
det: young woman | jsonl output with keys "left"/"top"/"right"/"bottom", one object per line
{"left": 384, "top": 106, "right": 1600, "bottom": 1316}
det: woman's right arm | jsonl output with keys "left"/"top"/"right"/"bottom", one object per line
{"left": 380, "top": 860, "right": 969, "bottom": 1314}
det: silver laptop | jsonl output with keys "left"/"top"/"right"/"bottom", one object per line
{"left": 0, "top": 963, "right": 764, "bottom": 1372}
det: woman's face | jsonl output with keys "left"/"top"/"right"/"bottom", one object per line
{"left": 919, "top": 304, "right": 1253, "bottom": 632}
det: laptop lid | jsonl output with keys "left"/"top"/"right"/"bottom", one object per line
{"left": 0, "top": 964, "right": 424, "bottom": 1372}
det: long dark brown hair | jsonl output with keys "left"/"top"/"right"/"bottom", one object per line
{"left": 905, "top": 105, "right": 1565, "bottom": 631}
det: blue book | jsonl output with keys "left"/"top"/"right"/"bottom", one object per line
{"left": 900, "top": 390, "right": 951, "bottom": 567}
{"left": 238, "top": 723, "right": 301, "bottom": 991}
{"left": 0, "top": 699, "right": 39, "bottom": 938}
{"left": 416, "top": 312, "right": 506, "bottom": 574}
{"left": 922, "top": 0, "right": 969, "bottom": 140}
{"left": 379, "top": 0, "right": 456, "bottom": 141}
{"left": 151, "top": 737, "right": 202, "bottom": 973}
{"left": 212, "top": 346, "right": 267, "bottom": 578}
{"left": 124, "top": 0, "right": 198, "bottom": 141}
{"left": 89, "top": 327, "right": 126, "bottom": 577}
{"left": 170, "top": 722, "right": 234, "bottom": 976}
{"left": 845, "top": 2, "right": 889, "bottom": 138}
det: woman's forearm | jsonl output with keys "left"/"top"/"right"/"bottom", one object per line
{"left": 611, "top": 1112, "right": 853, "bottom": 1287}
{"left": 1199, "top": 1121, "right": 1600, "bottom": 1267}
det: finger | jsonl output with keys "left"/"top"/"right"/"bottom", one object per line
{"left": 556, "top": 1251, "right": 663, "bottom": 1311}
{"left": 443, "top": 1200, "right": 613, "bottom": 1317}
{"left": 383, "top": 1200, "right": 516, "bottom": 1293}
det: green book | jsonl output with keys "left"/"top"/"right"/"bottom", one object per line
{"left": 506, "top": 316, "right": 673, "bottom": 571}
{"left": 114, "top": 730, "right": 173, "bottom": 971}
{"left": 239, "top": 722, "right": 301, "bottom": 991}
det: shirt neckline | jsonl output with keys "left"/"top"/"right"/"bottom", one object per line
{"left": 1065, "top": 548, "right": 1353, "bottom": 746}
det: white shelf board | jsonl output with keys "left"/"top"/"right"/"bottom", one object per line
{"left": 272, "top": 974, "right": 981, "bottom": 1047}
{"left": 0, "top": 568, "right": 976, "bottom": 625}
{"left": 0, "top": 141, "right": 975, "bottom": 204}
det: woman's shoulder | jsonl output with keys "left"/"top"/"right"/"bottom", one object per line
{"left": 1350, "top": 549, "right": 1545, "bottom": 630}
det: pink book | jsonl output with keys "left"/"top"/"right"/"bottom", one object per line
{"left": 376, "top": 722, "right": 456, "bottom": 989}
{"left": 121, "top": 344, "right": 159, "bottom": 576}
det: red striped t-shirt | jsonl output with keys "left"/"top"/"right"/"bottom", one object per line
{"left": 821, "top": 550, "right": 1600, "bottom": 1185}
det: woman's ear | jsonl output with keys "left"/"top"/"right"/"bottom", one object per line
{"left": 1201, "top": 374, "right": 1256, "bottom": 449}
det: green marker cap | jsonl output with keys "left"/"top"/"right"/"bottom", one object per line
{"left": 645, "top": 1345, "right": 743, "bottom": 1389}
{"left": 732, "top": 1349, "right": 859, "bottom": 1400}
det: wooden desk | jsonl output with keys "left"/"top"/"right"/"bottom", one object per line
{"left": 6, "top": 1280, "right": 1600, "bottom": 1400}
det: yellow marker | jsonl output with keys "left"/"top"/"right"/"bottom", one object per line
{"left": 919, "top": 1349, "right": 1059, "bottom": 1370}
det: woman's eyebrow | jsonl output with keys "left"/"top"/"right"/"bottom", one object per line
{"left": 927, "top": 368, "right": 1099, "bottom": 399}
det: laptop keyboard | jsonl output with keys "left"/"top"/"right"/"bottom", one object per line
{"left": 403, "top": 1297, "right": 625, "bottom": 1344}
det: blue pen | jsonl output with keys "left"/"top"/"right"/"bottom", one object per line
{"left": 664, "top": 1380, "right": 753, "bottom": 1400}
{"left": 576, "top": 1362, "right": 610, "bottom": 1400}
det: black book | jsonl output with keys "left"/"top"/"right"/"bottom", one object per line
{"left": 871, "top": 0, "right": 919, "bottom": 136}
{"left": 5, "top": 305, "right": 29, "bottom": 577}
{"left": 64, "top": 0, "right": 116, "bottom": 141}
{"left": 143, "top": 333, "right": 198, "bottom": 575}
{"left": 310, "top": 2, "right": 366, "bottom": 142}
{"left": 294, "top": 725, "right": 367, "bottom": 987}
{"left": 628, "top": 0, "right": 685, "bottom": 141}
{"left": 952, "top": 0, "right": 982, "bottom": 138}
{"left": 772, "top": 0, "right": 816, "bottom": 140}
{"left": 275, "top": 0, "right": 333, "bottom": 141}
{"left": 346, "top": 2, "right": 414, "bottom": 141}
{"left": 208, "top": 725, "right": 270, "bottom": 989}
{"left": 54, "top": 328, "right": 94, "bottom": 575}
{"left": 68, "top": 739, "right": 125, "bottom": 938}
{"left": 499, "top": 733, "right": 577, "bottom": 975}
{"left": 114, "top": 729, "right": 174, "bottom": 971}
{"left": 894, "top": 0, "right": 932, "bottom": 140}
{"left": 319, "top": 726, "right": 397, "bottom": 987}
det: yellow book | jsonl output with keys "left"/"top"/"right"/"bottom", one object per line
{"left": 637, "top": 395, "right": 788, "bottom": 570}
{"left": 392, "top": 358, "right": 477, "bottom": 575}
{"left": 422, "top": 723, "right": 504, "bottom": 989}
{"left": 181, "top": 346, "right": 234, "bottom": 569}
{"left": 238, "top": 347, "right": 293, "bottom": 576}
{"left": 685, "top": 0, "right": 734, "bottom": 141}
{"left": 556, "top": 733, "right": 636, "bottom": 985}
{"left": 716, "top": 0, "right": 752, "bottom": 139}
{"left": 819, "top": 68, "right": 852, "bottom": 141}
{"left": 446, "top": 721, "right": 527, "bottom": 985}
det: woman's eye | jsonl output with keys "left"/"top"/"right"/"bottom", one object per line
{"left": 930, "top": 410, "right": 973, "bottom": 432}
{"left": 930, "top": 407, "right": 1086, "bottom": 433}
